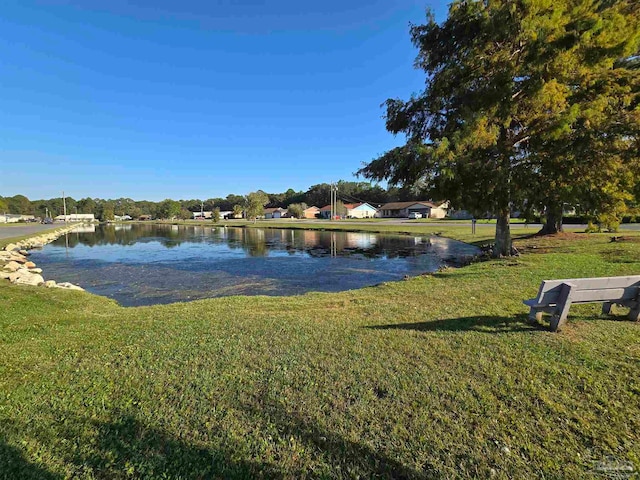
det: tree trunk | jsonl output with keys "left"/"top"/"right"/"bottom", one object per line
{"left": 493, "top": 210, "right": 512, "bottom": 257}
{"left": 540, "top": 203, "right": 563, "bottom": 234}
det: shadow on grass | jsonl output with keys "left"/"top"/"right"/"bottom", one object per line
{"left": 2, "top": 413, "right": 283, "bottom": 479}
{"left": 241, "top": 400, "right": 423, "bottom": 480}
{"left": 4, "top": 405, "right": 424, "bottom": 479}
{"left": 366, "top": 315, "right": 545, "bottom": 333}
{"left": 0, "top": 436, "right": 60, "bottom": 480}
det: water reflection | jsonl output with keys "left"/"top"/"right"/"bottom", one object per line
{"left": 31, "top": 225, "right": 480, "bottom": 306}
{"left": 55, "top": 225, "right": 456, "bottom": 260}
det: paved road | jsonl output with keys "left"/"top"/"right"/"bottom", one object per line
{"left": 621, "top": 224, "right": 640, "bottom": 231}
{"left": 0, "top": 223, "right": 61, "bottom": 241}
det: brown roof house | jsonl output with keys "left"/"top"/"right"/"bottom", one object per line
{"left": 378, "top": 201, "right": 449, "bottom": 218}
{"left": 302, "top": 206, "right": 320, "bottom": 219}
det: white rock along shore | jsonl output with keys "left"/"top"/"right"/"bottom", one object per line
{"left": 0, "top": 224, "right": 85, "bottom": 291}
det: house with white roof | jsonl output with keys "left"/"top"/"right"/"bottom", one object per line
{"left": 54, "top": 213, "right": 96, "bottom": 222}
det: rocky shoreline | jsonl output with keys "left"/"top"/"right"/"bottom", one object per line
{"left": 0, "top": 225, "right": 85, "bottom": 291}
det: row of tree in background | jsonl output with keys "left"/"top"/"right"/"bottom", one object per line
{"left": 0, "top": 181, "right": 420, "bottom": 222}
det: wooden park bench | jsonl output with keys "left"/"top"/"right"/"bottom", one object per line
{"left": 524, "top": 275, "right": 640, "bottom": 331}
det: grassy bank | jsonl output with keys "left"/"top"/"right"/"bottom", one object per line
{"left": 1, "top": 230, "right": 639, "bottom": 478}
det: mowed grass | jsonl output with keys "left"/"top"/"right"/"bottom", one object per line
{"left": 1, "top": 230, "right": 639, "bottom": 479}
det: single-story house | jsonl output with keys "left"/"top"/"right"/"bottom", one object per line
{"left": 138, "top": 215, "right": 153, "bottom": 221}
{"left": 193, "top": 211, "right": 213, "bottom": 220}
{"left": 0, "top": 214, "right": 35, "bottom": 223}
{"left": 264, "top": 207, "right": 287, "bottom": 219}
{"left": 346, "top": 202, "right": 378, "bottom": 219}
{"left": 302, "top": 206, "right": 320, "bottom": 219}
{"left": 319, "top": 203, "right": 378, "bottom": 219}
{"left": 319, "top": 205, "right": 335, "bottom": 219}
{"left": 378, "top": 201, "right": 449, "bottom": 219}
{"left": 54, "top": 213, "right": 96, "bottom": 222}
{"left": 114, "top": 215, "right": 132, "bottom": 221}
{"left": 224, "top": 211, "right": 242, "bottom": 220}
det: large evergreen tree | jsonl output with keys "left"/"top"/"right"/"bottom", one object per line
{"left": 359, "top": 0, "right": 640, "bottom": 255}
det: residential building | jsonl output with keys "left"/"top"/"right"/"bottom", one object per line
{"left": 193, "top": 211, "right": 213, "bottom": 220}
{"left": 302, "top": 206, "right": 320, "bottom": 219}
{"left": 0, "top": 214, "right": 35, "bottom": 223}
{"left": 264, "top": 207, "right": 287, "bottom": 219}
{"left": 319, "top": 205, "right": 333, "bottom": 219}
{"left": 378, "top": 201, "right": 449, "bottom": 219}
{"left": 319, "top": 202, "right": 378, "bottom": 219}
{"left": 346, "top": 202, "right": 378, "bottom": 219}
{"left": 54, "top": 213, "right": 96, "bottom": 222}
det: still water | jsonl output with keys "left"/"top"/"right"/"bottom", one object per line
{"left": 29, "top": 224, "right": 480, "bottom": 306}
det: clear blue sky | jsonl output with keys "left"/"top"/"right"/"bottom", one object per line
{"left": 1, "top": 0, "right": 448, "bottom": 201}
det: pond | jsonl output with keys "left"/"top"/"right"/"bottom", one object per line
{"left": 29, "top": 224, "right": 480, "bottom": 306}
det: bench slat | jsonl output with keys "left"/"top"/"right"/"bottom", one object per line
{"left": 538, "top": 276, "right": 640, "bottom": 293}
{"left": 535, "top": 277, "right": 640, "bottom": 306}
{"left": 570, "top": 288, "right": 636, "bottom": 303}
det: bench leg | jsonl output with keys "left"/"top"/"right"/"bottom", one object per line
{"left": 601, "top": 302, "right": 612, "bottom": 315}
{"left": 630, "top": 292, "right": 640, "bottom": 321}
{"left": 528, "top": 308, "right": 543, "bottom": 323}
{"left": 550, "top": 283, "right": 574, "bottom": 332}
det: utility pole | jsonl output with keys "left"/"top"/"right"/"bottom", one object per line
{"left": 330, "top": 183, "right": 338, "bottom": 221}
{"left": 330, "top": 183, "right": 334, "bottom": 220}
{"left": 63, "top": 191, "right": 67, "bottom": 223}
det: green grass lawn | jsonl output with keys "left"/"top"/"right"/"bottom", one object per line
{"left": 1, "top": 229, "right": 639, "bottom": 479}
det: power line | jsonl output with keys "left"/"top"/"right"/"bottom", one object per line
{"left": 337, "top": 191, "right": 374, "bottom": 206}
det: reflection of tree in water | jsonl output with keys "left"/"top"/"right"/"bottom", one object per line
{"left": 234, "top": 229, "right": 435, "bottom": 259}
{"left": 50, "top": 225, "right": 460, "bottom": 260}
{"left": 287, "top": 230, "right": 433, "bottom": 259}
{"left": 242, "top": 229, "right": 269, "bottom": 257}
{"left": 53, "top": 224, "right": 158, "bottom": 248}
{"left": 51, "top": 225, "right": 223, "bottom": 249}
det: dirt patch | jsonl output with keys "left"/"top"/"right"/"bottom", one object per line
{"left": 515, "top": 232, "right": 587, "bottom": 254}
{"left": 609, "top": 235, "right": 640, "bottom": 243}
{"left": 538, "top": 232, "right": 586, "bottom": 241}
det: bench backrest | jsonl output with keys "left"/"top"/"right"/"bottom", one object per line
{"left": 535, "top": 276, "right": 640, "bottom": 306}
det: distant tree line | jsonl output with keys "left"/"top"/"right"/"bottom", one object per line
{"left": 0, "top": 181, "right": 421, "bottom": 221}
